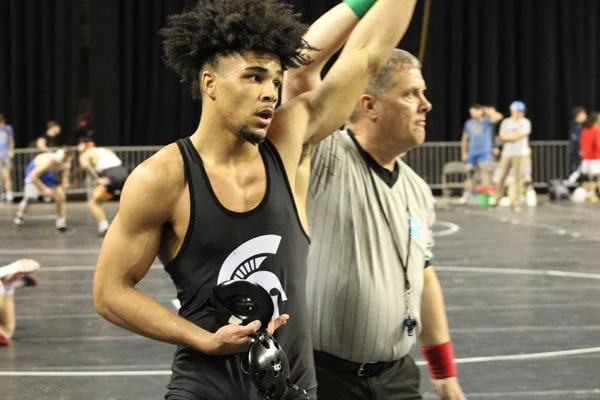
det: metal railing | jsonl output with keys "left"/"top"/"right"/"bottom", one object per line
{"left": 403, "top": 140, "right": 570, "bottom": 189}
{"left": 2, "top": 147, "right": 162, "bottom": 198}
{"left": 1, "top": 141, "right": 570, "bottom": 198}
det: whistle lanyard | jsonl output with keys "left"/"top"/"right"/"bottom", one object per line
{"left": 348, "top": 130, "right": 418, "bottom": 336}
{"left": 365, "top": 167, "right": 417, "bottom": 336}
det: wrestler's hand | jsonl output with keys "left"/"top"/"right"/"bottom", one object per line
{"left": 42, "top": 187, "right": 53, "bottom": 198}
{"left": 98, "top": 177, "right": 111, "bottom": 186}
{"left": 431, "top": 377, "right": 467, "bottom": 400}
{"left": 207, "top": 320, "right": 262, "bottom": 355}
{"left": 267, "top": 313, "right": 289, "bottom": 335}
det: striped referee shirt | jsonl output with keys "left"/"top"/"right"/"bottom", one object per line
{"left": 306, "top": 130, "right": 436, "bottom": 363}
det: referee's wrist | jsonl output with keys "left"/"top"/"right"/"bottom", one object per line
{"left": 420, "top": 341, "right": 457, "bottom": 379}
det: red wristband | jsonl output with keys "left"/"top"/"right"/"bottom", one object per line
{"left": 420, "top": 341, "right": 457, "bottom": 379}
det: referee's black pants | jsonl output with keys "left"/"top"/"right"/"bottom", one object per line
{"left": 315, "top": 352, "right": 422, "bottom": 400}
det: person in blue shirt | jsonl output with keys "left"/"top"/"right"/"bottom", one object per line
{"left": 459, "top": 104, "right": 503, "bottom": 204}
{"left": 14, "top": 148, "right": 73, "bottom": 231}
{"left": 0, "top": 114, "right": 15, "bottom": 203}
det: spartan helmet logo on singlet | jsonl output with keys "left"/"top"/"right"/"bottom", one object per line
{"left": 217, "top": 235, "right": 287, "bottom": 317}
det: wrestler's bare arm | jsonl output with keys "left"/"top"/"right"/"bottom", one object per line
{"left": 93, "top": 145, "right": 264, "bottom": 355}
{"left": 270, "top": 0, "right": 417, "bottom": 175}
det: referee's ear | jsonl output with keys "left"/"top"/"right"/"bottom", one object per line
{"left": 359, "top": 94, "right": 378, "bottom": 122}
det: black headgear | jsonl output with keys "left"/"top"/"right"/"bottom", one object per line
{"left": 243, "top": 333, "right": 292, "bottom": 399}
{"left": 208, "top": 279, "right": 274, "bottom": 331}
{"left": 207, "top": 280, "right": 311, "bottom": 400}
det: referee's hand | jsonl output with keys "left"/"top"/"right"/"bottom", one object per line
{"left": 432, "top": 376, "right": 467, "bottom": 400}
{"left": 267, "top": 314, "right": 290, "bottom": 335}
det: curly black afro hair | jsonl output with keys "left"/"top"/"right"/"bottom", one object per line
{"left": 160, "top": 0, "right": 314, "bottom": 99}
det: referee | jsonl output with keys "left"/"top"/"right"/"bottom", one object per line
{"left": 283, "top": 3, "right": 466, "bottom": 399}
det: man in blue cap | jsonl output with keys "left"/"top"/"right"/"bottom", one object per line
{"left": 492, "top": 101, "right": 531, "bottom": 211}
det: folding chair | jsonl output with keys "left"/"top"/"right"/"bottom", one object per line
{"left": 441, "top": 161, "right": 467, "bottom": 199}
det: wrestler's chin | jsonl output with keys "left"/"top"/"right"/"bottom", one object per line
{"left": 240, "top": 126, "right": 267, "bottom": 146}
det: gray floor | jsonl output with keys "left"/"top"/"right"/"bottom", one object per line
{"left": 0, "top": 198, "right": 599, "bottom": 400}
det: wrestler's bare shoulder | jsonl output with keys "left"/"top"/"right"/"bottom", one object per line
{"left": 123, "top": 143, "right": 186, "bottom": 202}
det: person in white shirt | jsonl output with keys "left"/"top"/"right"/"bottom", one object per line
{"left": 492, "top": 101, "right": 531, "bottom": 210}
{"left": 78, "top": 142, "right": 129, "bottom": 236}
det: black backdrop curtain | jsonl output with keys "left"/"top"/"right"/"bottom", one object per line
{"left": 0, "top": 0, "right": 82, "bottom": 147}
{"left": 89, "top": 0, "right": 200, "bottom": 147}
{"left": 4, "top": 0, "right": 597, "bottom": 146}
{"left": 424, "top": 0, "right": 599, "bottom": 143}
{"left": 88, "top": 0, "right": 422, "bottom": 145}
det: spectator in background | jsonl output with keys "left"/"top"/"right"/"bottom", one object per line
{"left": 459, "top": 104, "right": 503, "bottom": 204}
{"left": 580, "top": 111, "right": 600, "bottom": 202}
{"left": 496, "top": 146, "right": 536, "bottom": 207}
{"left": 566, "top": 106, "right": 588, "bottom": 186}
{"left": 35, "top": 120, "right": 65, "bottom": 202}
{"left": 0, "top": 114, "right": 15, "bottom": 203}
{"left": 76, "top": 113, "right": 94, "bottom": 145}
{"left": 491, "top": 101, "right": 531, "bottom": 211}
{"left": 36, "top": 120, "right": 62, "bottom": 151}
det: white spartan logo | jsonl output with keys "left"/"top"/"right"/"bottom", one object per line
{"left": 217, "top": 235, "right": 287, "bottom": 317}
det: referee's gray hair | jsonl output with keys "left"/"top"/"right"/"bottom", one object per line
{"left": 348, "top": 49, "right": 421, "bottom": 123}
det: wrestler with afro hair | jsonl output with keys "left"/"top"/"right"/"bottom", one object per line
{"left": 93, "top": 0, "right": 418, "bottom": 398}
{"left": 161, "top": 0, "right": 313, "bottom": 100}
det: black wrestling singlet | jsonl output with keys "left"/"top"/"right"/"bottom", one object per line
{"left": 165, "top": 137, "right": 315, "bottom": 400}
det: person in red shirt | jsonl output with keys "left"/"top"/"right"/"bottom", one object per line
{"left": 579, "top": 111, "right": 600, "bottom": 201}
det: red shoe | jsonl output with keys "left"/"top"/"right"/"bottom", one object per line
{"left": 0, "top": 331, "right": 9, "bottom": 346}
